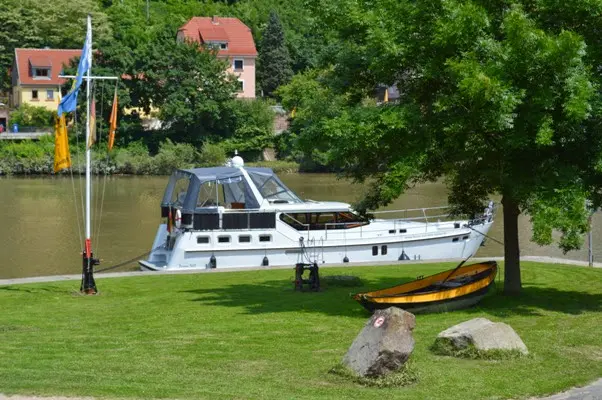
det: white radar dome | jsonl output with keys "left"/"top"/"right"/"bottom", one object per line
{"left": 232, "top": 155, "right": 244, "bottom": 168}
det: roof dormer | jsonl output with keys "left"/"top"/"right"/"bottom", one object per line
{"left": 29, "top": 55, "right": 52, "bottom": 80}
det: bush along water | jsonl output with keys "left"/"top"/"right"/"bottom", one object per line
{"left": 0, "top": 138, "right": 233, "bottom": 176}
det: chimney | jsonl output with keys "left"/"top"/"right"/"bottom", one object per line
{"left": 212, "top": 15, "right": 219, "bottom": 24}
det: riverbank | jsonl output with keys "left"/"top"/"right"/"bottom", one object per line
{"left": 1, "top": 261, "right": 601, "bottom": 400}
{"left": 0, "top": 135, "right": 300, "bottom": 175}
{"left": 1, "top": 256, "right": 600, "bottom": 286}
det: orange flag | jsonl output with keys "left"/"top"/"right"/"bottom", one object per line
{"left": 53, "top": 115, "right": 71, "bottom": 172}
{"left": 88, "top": 98, "right": 96, "bottom": 148}
{"left": 108, "top": 87, "right": 118, "bottom": 151}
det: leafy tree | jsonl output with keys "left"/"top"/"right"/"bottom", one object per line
{"left": 276, "top": 69, "right": 344, "bottom": 171}
{"left": 131, "top": 27, "right": 238, "bottom": 145}
{"left": 291, "top": 0, "right": 602, "bottom": 294}
{"left": 0, "top": 0, "right": 111, "bottom": 91}
{"left": 257, "top": 11, "right": 293, "bottom": 97}
{"left": 220, "top": 99, "right": 275, "bottom": 157}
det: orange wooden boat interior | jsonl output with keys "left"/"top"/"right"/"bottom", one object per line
{"left": 353, "top": 261, "right": 498, "bottom": 313}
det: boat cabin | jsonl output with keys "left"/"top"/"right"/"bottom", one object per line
{"left": 161, "top": 165, "right": 362, "bottom": 232}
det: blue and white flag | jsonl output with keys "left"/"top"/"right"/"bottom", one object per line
{"left": 57, "top": 19, "right": 92, "bottom": 116}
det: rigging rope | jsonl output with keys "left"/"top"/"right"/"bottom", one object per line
{"left": 94, "top": 81, "right": 108, "bottom": 256}
{"left": 95, "top": 242, "right": 166, "bottom": 273}
{"left": 464, "top": 224, "right": 504, "bottom": 246}
{"left": 69, "top": 100, "right": 84, "bottom": 251}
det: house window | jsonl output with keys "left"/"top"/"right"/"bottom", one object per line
{"left": 31, "top": 90, "right": 39, "bottom": 100}
{"left": 46, "top": 90, "right": 54, "bottom": 100}
{"left": 33, "top": 68, "right": 49, "bottom": 78}
{"left": 220, "top": 43, "right": 228, "bottom": 50}
{"left": 237, "top": 79, "right": 244, "bottom": 93}
{"left": 233, "top": 59, "right": 244, "bottom": 71}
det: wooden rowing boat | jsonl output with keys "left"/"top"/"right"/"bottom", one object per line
{"left": 353, "top": 261, "right": 498, "bottom": 313}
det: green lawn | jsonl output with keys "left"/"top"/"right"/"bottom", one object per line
{"left": 1, "top": 262, "right": 601, "bottom": 400}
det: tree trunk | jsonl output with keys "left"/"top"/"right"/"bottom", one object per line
{"left": 502, "top": 195, "right": 521, "bottom": 295}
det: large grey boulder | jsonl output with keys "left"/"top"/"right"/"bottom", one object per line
{"left": 342, "top": 307, "right": 415, "bottom": 377}
{"left": 435, "top": 317, "right": 528, "bottom": 355}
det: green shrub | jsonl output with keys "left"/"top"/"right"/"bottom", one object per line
{"left": 10, "top": 104, "right": 54, "bottom": 128}
{"left": 153, "top": 139, "right": 199, "bottom": 174}
{"left": 111, "top": 141, "right": 155, "bottom": 175}
{"left": 198, "top": 142, "right": 226, "bottom": 167}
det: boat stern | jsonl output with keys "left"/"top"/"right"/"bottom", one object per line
{"left": 139, "top": 224, "right": 170, "bottom": 271}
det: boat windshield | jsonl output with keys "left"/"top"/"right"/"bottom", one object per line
{"left": 196, "top": 177, "right": 248, "bottom": 209}
{"left": 248, "top": 172, "right": 302, "bottom": 203}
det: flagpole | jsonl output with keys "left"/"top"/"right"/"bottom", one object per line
{"left": 57, "top": 15, "right": 118, "bottom": 294}
{"left": 82, "top": 14, "right": 98, "bottom": 294}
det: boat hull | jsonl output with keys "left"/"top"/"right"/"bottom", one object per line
{"left": 353, "top": 261, "right": 498, "bottom": 314}
{"left": 139, "top": 220, "right": 494, "bottom": 271}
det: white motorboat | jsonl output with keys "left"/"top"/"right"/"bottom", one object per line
{"left": 139, "top": 156, "right": 495, "bottom": 271}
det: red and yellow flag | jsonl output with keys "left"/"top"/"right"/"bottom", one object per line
{"left": 108, "top": 87, "right": 118, "bottom": 151}
{"left": 88, "top": 98, "right": 96, "bottom": 148}
{"left": 53, "top": 115, "right": 71, "bottom": 172}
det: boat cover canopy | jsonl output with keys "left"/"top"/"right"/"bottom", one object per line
{"left": 161, "top": 167, "right": 300, "bottom": 211}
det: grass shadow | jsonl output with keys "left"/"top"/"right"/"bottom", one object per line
{"left": 182, "top": 272, "right": 602, "bottom": 318}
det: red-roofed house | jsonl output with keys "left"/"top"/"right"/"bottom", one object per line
{"left": 178, "top": 16, "right": 257, "bottom": 98}
{"left": 11, "top": 48, "right": 81, "bottom": 111}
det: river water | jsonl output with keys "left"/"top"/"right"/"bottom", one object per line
{"left": 0, "top": 175, "right": 599, "bottom": 279}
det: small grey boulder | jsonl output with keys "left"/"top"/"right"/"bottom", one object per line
{"left": 342, "top": 307, "right": 415, "bottom": 377}
{"left": 435, "top": 317, "right": 528, "bottom": 355}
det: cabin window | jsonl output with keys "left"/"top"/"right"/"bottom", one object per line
{"left": 280, "top": 213, "right": 309, "bottom": 230}
{"left": 197, "top": 236, "right": 210, "bottom": 244}
{"left": 259, "top": 234, "right": 271, "bottom": 242}
{"left": 452, "top": 237, "right": 459, "bottom": 242}
{"left": 399, "top": 229, "right": 407, "bottom": 233}
{"left": 248, "top": 172, "right": 302, "bottom": 203}
{"left": 462, "top": 236, "right": 469, "bottom": 240}
{"left": 389, "top": 229, "right": 395, "bottom": 234}
{"left": 239, "top": 235, "right": 251, "bottom": 243}
{"left": 372, "top": 246, "right": 378, "bottom": 256}
{"left": 218, "top": 236, "right": 231, "bottom": 243}
{"left": 197, "top": 177, "right": 246, "bottom": 209}
{"left": 381, "top": 245, "right": 388, "bottom": 255}
{"left": 280, "top": 211, "right": 368, "bottom": 231}
{"left": 171, "top": 177, "right": 191, "bottom": 206}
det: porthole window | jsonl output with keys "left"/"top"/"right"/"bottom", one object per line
{"left": 218, "top": 236, "right": 231, "bottom": 243}
{"left": 381, "top": 245, "right": 388, "bottom": 255}
{"left": 197, "top": 236, "right": 210, "bottom": 244}
{"left": 239, "top": 235, "right": 251, "bottom": 243}
{"left": 372, "top": 246, "right": 378, "bottom": 256}
{"left": 259, "top": 235, "right": 272, "bottom": 242}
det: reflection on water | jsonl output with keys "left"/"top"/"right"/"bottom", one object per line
{"left": 0, "top": 175, "right": 599, "bottom": 279}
